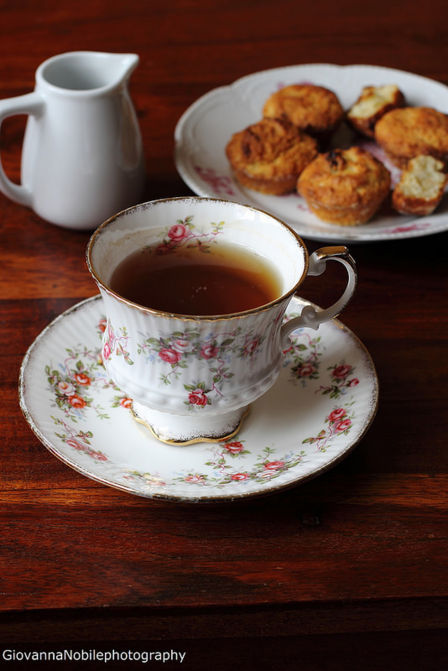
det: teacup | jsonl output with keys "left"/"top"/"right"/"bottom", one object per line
{"left": 86, "top": 197, "right": 357, "bottom": 444}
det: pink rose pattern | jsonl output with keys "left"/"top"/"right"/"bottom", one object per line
{"left": 97, "top": 318, "right": 107, "bottom": 338}
{"left": 315, "top": 362, "right": 359, "bottom": 399}
{"left": 138, "top": 326, "right": 265, "bottom": 409}
{"left": 54, "top": 419, "right": 108, "bottom": 462}
{"left": 46, "top": 312, "right": 362, "bottom": 477}
{"left": 122, "top": 401, "right": 356, "bottom": 487}
{"left": 386, "top": 222, "right": 432, "bottom": 234}
{"left": 200, "top": 343, "right": 219, "bottom": 359}
{"left": 124, "top": 471, "right": 167, "bottom": 487}
{"left": 223, "top": 441, "right": 245, "bottom": 454}
{"left": 102, "top": 322, "right": 134, "bottom": 367}
{"left": 167, "top": 223, "right": 189, "bottom": 242}
{"left": 101, "top": 213, "right": 232, "bottom": 409}
{"left": 169, "top": 443, "right": 305, "bottom": 487}
{"left": 188, "top": 388, "right": 209, "bottom": 407}
{"left": 159, "top": 348, "right": 182, "bottom": 365}
{"left": 194, "top": 166, "right": 236, "bottom": 196}
{"left": 302, "top": 404, "right": 354, "bottom": 452}
{"left": 283, "top": 325, "right": 323, "bottom": 384}
{"left": 46, "top": 318, "right": 126, "bottom": 462}
{"left": 111, "top": 395, "right": 133, "bottom": 409}
{"left": 45, "top": 337, "right": 115, "bottom": 422}
{"left": 153, "top": 214, "right": 225, "bottom": 255}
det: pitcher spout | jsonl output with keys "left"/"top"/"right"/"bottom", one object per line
{"left": 36, "top": 51, "right": 140, "bottom": 93}
{"left": 106, "top": 53, "right": 140, "bottom": 85}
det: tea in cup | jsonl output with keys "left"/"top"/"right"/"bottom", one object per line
{"left": 87, "top": 197, "right": 357, "bottom": 444}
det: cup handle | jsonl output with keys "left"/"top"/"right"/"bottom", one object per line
{"left": 281, "top": 246, "right": 357, "bottom": 348}
{"left": 0, "top": 92, "right": 44, "bottom": 207}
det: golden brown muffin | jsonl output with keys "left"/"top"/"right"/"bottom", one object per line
{"left": 226, "top": 117, "right": 318, "bottom": 195}
{"left": 375, "top": 106, "right": 448, "bottom": 168}
{"left": 347, "top": 84, "right": 405, "bottom": 138}
{"left": 297, "top": 147, "right": 391, "bottom": 226}
{"left": 262, "top": 84, "right": 344, "bottom": 138}
{"left": 392, "top": 155, "right": 447, "bottom": 215}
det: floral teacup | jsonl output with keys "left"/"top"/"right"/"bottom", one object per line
{"left": 87, "top": 197, "right": 357, "bottom": 444}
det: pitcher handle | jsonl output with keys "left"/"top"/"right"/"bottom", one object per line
{"left": 281, "top": 246, "right": 357, "bottom": 348}
{"left": 0, "top": 92, "right": 44, "bottom": 207}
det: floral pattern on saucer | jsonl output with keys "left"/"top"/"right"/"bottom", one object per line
{"left": 302, "top": 401, "right": 356, "bottom": 452}
{"left": 283, "top": 318, "right": 324, "bottom": 384}
{"left": 45, "top": 342, "right": 117, "bottom": 421}
{"left": 19, "top": 295, "right": 378, "bottom": 502}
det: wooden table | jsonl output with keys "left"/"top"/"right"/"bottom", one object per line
{"left": 1, "top": 1, "right": 447, "bottom": 668}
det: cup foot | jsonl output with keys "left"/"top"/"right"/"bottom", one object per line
{"left": 131, "top": 401, "right": 250, "bottom": 446}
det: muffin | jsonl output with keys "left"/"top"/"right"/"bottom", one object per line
{"left": 375, "top": 106, "right": 448, "bottom": 168}
{"left": 347, "top": 84, "right": 405, "bottom": 138}
{"left": 262, "top": 84, "right": 344, "bottom": 139}
{"left": 392, "top": 154, "right": 447, "bottom": 215}
{"left": 226, "top": 117, "right": 318, "bottom": 195}
{"left": 297, "top": 147, "right": 391, "bottom": 226}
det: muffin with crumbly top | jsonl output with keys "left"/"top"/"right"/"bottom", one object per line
{"left": 347, "top": 84, "right": 405, "bottom": 138}
{"left": 375, "top": 106, "right": 448, "bottom": 168}
{"left": 392, "top": 155, "right": 447, "bottom": 215}
{"left": 262, "top": 84, "right": 344, "bottom": 140}
{"left": 226, "top": 117, "right": 318, "bottom": 195}
{"left": 297, "top": 147, "right": 391, "bottom": 226}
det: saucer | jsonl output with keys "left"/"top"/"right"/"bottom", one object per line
{"left": 175, "top": 63, "right": 448, "bottom": 243}
{"left": 19, "top": 295, "right": 378, "bottom": 503}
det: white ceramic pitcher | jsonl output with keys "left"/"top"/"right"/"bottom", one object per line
{"left": 0, "top": 51, "right": 146, "bottom": 230}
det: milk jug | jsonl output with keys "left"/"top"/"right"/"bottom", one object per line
{"left": 0, "top": 51, "right": 146, "bottom": 229}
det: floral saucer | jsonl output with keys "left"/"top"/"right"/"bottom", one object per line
{"left": 19, "top": 295, "right": 378, "bottom": 503}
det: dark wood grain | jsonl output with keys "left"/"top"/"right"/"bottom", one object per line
{"left": 1, "top": 0, "right": 447, "bottom": 668}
